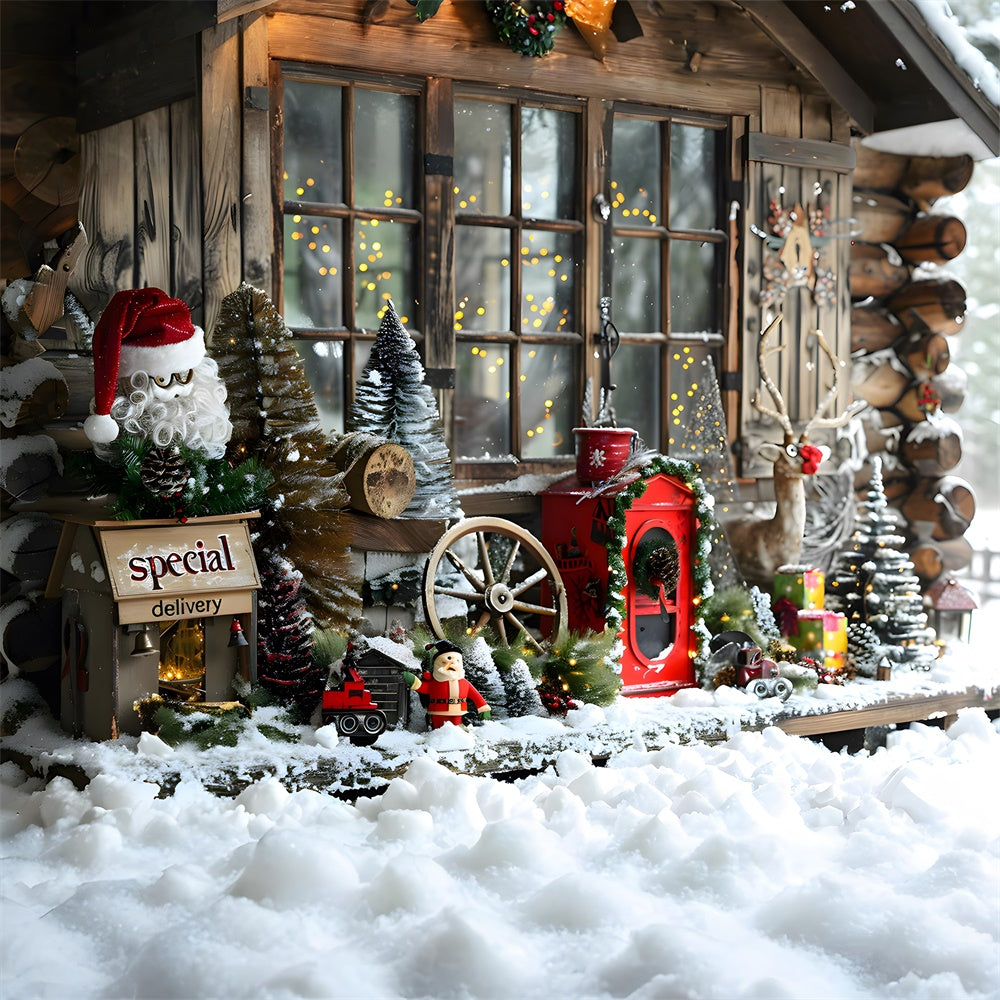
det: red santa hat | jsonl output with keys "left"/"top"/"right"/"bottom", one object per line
{"left": 84, "top": 287, "right": 206, "bottom": 444}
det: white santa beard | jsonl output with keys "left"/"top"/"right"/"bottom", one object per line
{"left": 98, "top": 358, "right": 233, "bottom": 460}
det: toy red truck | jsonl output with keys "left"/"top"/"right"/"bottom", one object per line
{"left": 321, "top": 666, "right": 388, "bottom": 745}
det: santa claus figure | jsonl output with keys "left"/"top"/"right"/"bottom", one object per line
{"left": 403, "top": 640, "right": 491, "bottom": 729}
{"left": 84, "top": 287, "right": 232, "bottom": 459}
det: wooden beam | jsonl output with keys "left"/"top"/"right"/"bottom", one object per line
{"left": 776, "top": 686, "right": 998, "bottom": 736}
{"left": 738, "top": 1, "right": 875, "bottom": 134}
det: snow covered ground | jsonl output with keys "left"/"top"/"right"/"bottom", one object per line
{"left": 2, "top": 640, "right": 998, "bottom": 1000}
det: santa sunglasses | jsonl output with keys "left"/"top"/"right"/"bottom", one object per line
{"left": 152, "top": 369, "right": 195, "bottom": 388}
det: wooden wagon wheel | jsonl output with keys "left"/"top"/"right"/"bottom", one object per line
{"left": 423, "top": 516, "right": 568, "bottom": 654}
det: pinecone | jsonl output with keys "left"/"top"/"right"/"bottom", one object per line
{"left": 140, "top": 447, "right": 190, "bottom": 498}
{"left": 646, "top": 545, "right": 680, "bottom": 593}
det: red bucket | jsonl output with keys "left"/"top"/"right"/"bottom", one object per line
{"left": 573, "top": 427, "right": 637, "bottom": 483}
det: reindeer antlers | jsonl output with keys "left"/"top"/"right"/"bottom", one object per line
{"left": 751, "top": 314, "right": 866, "bottom": 440}
{"left": 804, "top": 328, "right": 868, "bottom": 435}
{"left": 750, "top": 314, "right": 794, "bottom": 437}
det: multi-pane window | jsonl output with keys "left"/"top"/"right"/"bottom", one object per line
{"left": 281, "top": 70, "right": 420, "bottom": 432}
{"left": 278, "top": 69, "right": 729, "bottom": 469}
{"left": 608, "top": 112, "right": 726, "bottom": 450}
{"left": 453, "top": 97, "right": 582, "bottom": 461}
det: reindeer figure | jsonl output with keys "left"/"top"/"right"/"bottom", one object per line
{"left": 725, "top": 315, "right": 866, "bottom": 590}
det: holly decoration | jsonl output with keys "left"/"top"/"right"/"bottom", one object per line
{"left": 486, "top": 0, "right": 567, "bottom": 57}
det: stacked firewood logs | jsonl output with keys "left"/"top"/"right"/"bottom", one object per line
{"left": 850, "top": 145, "right": 977, "bottom": 585}
{"left": 0, "top": 283, "right": 70, "bottom": 692}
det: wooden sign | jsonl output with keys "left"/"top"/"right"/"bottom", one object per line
{"left": 96, "top": 519, "right": 260, "bottom": 625}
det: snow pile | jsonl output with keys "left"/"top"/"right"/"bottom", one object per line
{"left": 2, "top": 705, "right": 998, "bottom": 999}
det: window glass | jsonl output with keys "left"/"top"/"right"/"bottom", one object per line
{"left": 455, "top": 227, "right": 512, "bottom": 332}
{"left": 666, "top": 343, "right": 714, "bottom": 452}
{"left": 354, "top": 89, "right": 416, "bottom": 209}
{"left": 283, "top": 79, "right": 343, "bottom": 204}
{"left": 670, "top": 124, "right": 717, "bottom": 231}
{"left": 455, "top": 99, "right": 511, "bottom": 216}
{"left": 353, "top": 218, "right": 418, "bottom": 329}
{"left": 607, "top": 342, "right": 660, "bottom": 446}
{"left": 521, "top": 230, "right": 576, "bottom": 335}
{"left": 520, "top": 342, "right": 576, "bottom": 458}
{"left": 611, "top": 236, "right": 659, "bottom": 333}
{"left": 670, "top": 240, "right": 719, "bottom": 333}
{"left": 284, "top": 215, "right": 344, "bottom": 329}
{"left": 612, "top": 117, "right": 660, "bottom": 228}
{"left": 295, "top": 338, "right": 344, "bottom": 434}
{"left": 522, "top": 107, "right": 577, "bottom": 220}
{"left": 455, "top": 343, "right": 511, "bottom": 458}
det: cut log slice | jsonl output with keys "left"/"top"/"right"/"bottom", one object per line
{"left": 899, "top": 154, "right": 973, "bottom": 208}
{"left": 888, "top": 278, "right": 966, "bottom": 337}
{"left": 851, "top": 307, "right": 904, "bottom": 354}
{"left": 849, "top": 243, "right": 910, "bottom": 300}
{"left": 1, "top": 591, "right": 61, "bottom": 672}
{"left": 330, "top": 432, "right": 416, "bottom": 519}
{"left": 894, "top": 215, "right": 967, "bottom": 266}
{"left": 902, "top": 332, "right": 950, "bottom": 379}
{"left": 851, "top": 192, "right": 913, "bottom": 245}
{"left": 852, "top": 146, "right": 909, "bottom": 192}
{"left": 901, "top": 424, "right": 962, "bottom": 476}
{"left": 900, "top": 476, "right": 975, "bottom": 541}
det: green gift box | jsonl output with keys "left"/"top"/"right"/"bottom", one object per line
{"left": 774, "top": 564, "right": 825, "bottom": 610}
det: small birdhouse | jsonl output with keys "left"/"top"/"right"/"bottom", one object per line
{"left": 46, "top": 511, "right": 261, "bottom": 740}
{"left": 923, "top": 576, "right": 977, "bottom": 644}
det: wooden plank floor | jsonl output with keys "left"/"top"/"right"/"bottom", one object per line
{"left": 775, "top": 685, "right": 998, "bottom": 736}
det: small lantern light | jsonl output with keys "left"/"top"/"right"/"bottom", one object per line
{"left": 228, "top": 617, "right": 249, "bottom": 648}
{"left": 923, "top": 577, "right": 977, "bottom": 644}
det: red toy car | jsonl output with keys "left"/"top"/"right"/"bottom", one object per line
{"left": 321, "top": 666, "right": 388, "bottom": 745}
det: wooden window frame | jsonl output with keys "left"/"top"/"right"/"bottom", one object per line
{"left": 272, "top": 65, "right": 733, "bottom": 482}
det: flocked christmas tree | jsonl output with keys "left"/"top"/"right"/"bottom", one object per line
{"left": 825, "top": 457, "right": 935, "bottom": 667}
{"left": 212, "top": 283, "right": 359, "bottom": 629}
{"left": 669, "top": 354, "right": 741, "bottom": 589}
{"left": 256, "top": 554, "right": 325, "bottom": 723}
{"left": 347, "top": 300, "right": 460, "bottom": 519}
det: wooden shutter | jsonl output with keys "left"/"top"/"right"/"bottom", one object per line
{"left": 739, "top": 133, "right": 855, "bottom": 478}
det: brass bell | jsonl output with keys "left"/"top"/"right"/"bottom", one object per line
{"left": 131, "top": 623, "right": 156, "bottom": 656}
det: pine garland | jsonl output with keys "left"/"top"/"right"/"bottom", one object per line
{"left": 603, "top": 455, "right": 715, "bottom": 657}
{"left": 76, "top": 433, "right": 272, "bottom": 522}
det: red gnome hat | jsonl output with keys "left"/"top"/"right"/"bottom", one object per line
{"left": 84, "top": 288, "right": 205, "bottom": 445}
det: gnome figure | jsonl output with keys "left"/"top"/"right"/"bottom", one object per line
{"left": 402, "top": 640, "right": 491, "bottom": 729}
{"left": 84, "top": 287, "right": 232, "bottom": 459}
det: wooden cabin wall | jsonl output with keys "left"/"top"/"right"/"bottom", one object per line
{"left": 49, "top": 0, "right": 850, "bottom": 448}
{"left": 67, "top": 12, "right": 273, "bottom": 340}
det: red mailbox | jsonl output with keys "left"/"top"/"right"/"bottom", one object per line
{"left": 542, "top": 471, "right": 698, "bottom": 697}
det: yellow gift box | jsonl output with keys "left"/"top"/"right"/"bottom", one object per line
{"left": 789, "top": 609, "right": 847, "bottom": 669}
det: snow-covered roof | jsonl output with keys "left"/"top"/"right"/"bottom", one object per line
{"left": 748, "top": 0, "right": 999, "bottom": 159}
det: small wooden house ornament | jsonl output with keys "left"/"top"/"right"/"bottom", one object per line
{"left": 46, "top": 510, "right": 261, "bottom": 740}
{"left": 923, "top": 576, "right": 977, "bottom": 644}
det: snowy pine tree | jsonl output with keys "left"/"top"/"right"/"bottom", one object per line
{"left": 670, "top": 355, "right": 741, "bottom": 589}
{"left": 212, "top": 283, "right": 359, "bottom": 629}
{"left": 347, "top": 300, "right": 460, "bottom": 519}
{"left": 501, "top": 658, "right": 546, "bottom": 718}
{"left": 461, "top": 637, "right": 508, "bottom": 719}
{"left": 825, "top": 458, "right": 935, "bottom": 666}
{"left": 256, "top": 555, "right": 325, "bottom": 722}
